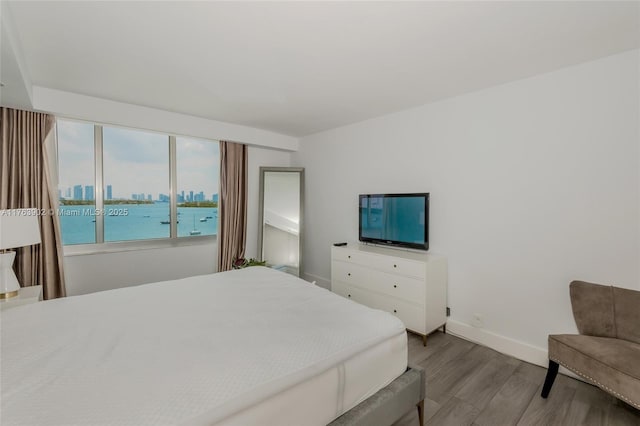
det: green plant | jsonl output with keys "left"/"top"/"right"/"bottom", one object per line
{"left": 232, "top": 257, "right": 267, "bottom": 269}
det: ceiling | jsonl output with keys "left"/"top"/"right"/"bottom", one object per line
{"left": 2, "top": 1, "right": 639, "bottom": 137}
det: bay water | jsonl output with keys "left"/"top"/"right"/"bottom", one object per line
{"left": 59, "top": 204, "right": 218, "bottom": 245}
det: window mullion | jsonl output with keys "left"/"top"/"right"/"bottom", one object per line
{"left": 95, "top": 125, "right": 105, "bottom": 243}
{"left": 169, "top": 136, "right": 177, "bottom": 238}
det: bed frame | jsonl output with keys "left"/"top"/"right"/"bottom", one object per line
{"left": 328, "top": 365, "right": 425, "bottom": 426}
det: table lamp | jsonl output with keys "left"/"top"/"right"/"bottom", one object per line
{"left": 0, "top": 209, "right": 42, "bottom": 299}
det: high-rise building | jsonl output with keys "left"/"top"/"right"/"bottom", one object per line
{"left": 212, "top": 193, "right": 218, "bottom": 202}
{"left": 147, "top": 194, "right": 152, "bottom": 201}
{"left": 132, "top": 194, "right": 138, "bottom": 200}
{"left": 66, "top": 188, "right": 72, "bottom": 198}
{"left": 197, "top": 191, "right": 205, "bottom": 202}
{"left": 189, "top": 191, "right": 194, "bottom": 202}
{"left": 73, "top": 185, "right": 83, "bottom": 200}
{"left": 106, "top": 185, "right": 113, "bottom": 200}
{"left": 85, "top": 185, "right": 94, "bottom": 201}
{"left": 58, "top": 189, "right": 62, "bottom": 200}
{"left": 181, "top": 190, "right": 185, "bottom": 202}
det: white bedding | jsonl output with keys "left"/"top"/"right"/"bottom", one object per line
{"left": 1, "top": 267, "right": 407, "bottom": 425}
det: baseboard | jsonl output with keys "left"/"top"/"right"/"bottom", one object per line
{"left": 445, "top": 319, "right": 582, "bottom": 381}
{"left": 446, "top": 319, "right": 549, "bottom": 367}
{"left": 302, "top": 272, "right": 331, "bottom": 289}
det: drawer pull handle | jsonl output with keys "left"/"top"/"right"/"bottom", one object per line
{"left": 393, "top": 284, "right": 397, "bottom": 288}
{"left": 393, "top": 264, "right": 397, "bottom": 268}
{"left": 348, "top": 255, "right": 351, "bottom": 259}
{"left": 348, "top": 294, "right": 351, "bottom": 298}
{"left": 347, "top": 273, "right": 351, "bottom": 276}
{"left": 393, "top": 309, "right": 397, "bottom": 313}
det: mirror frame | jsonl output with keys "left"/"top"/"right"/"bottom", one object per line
{"left": 258, "top": 167, "right": 305, "bottom": 277}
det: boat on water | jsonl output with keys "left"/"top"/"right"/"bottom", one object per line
{"left": 205, "top": 216, "right": 213, "bottom": 219}
{"left": 190, "top": 215, "right": 201, "bottom": 235}
{"left": 160, "top": 220, "right": 179, "bottom": 224}
{"left": 200, "top": 217, "right": 207, "bottom": 222}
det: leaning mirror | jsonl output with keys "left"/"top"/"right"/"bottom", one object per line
{"left": 258, "top": 167, "right": 304, "bottom": 277}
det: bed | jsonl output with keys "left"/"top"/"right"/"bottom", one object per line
{"left": 1, "top": 267, "right": 423, "bottom": 425}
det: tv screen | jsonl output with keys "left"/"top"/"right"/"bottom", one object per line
{"left": 359, "top": 193, "right": 429, "bottom": 250}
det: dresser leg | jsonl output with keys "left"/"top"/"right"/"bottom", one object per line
{"left": 422, "top": 334, "right": 427, "bottom": 346}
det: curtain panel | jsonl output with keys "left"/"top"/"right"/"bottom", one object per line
{"left": 0, "top": 107, "right": 66, "bottom": 299}
{"left": 217, "top": 141, "right": 248, "bottom": 272}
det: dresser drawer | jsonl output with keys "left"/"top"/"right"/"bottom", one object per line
{"left": 369, "top": 271, "right": 425, "bottom": 305}
{"left": 332, "top": 247, "right": 425, "bottom": 279}
{"left": 332, "top": 261, "right": 369, "bottom": 286}
{"left": 333, "top": 260, "right": 425, "bottom": 304}
{"left": 332, "top": 281, "right": 426, "bottom": 334}
{"left": 375, "top": 257, "right": 425, "bottom": 279}
{"left": 332, "top": 281, "right": 373, "bottom": 306}
{"left": 331, "top": 248, "right": 367, "bottom": 265}
{"left": 357, "top": 288, "right": 425, "bottom": 333}
{"left": 332, "top": 280, "right": 354, "bottom": 300}
{"left": 383, "top": 297, "right": 425, "bottom": 334}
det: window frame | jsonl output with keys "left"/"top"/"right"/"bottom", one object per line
{"left": 57, "top": 118, "right": 218, "bottom": 256}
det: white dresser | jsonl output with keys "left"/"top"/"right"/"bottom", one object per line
{"left": 331, "top": 244, "right": 447, "bottom": 345}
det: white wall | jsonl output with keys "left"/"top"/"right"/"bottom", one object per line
{"left": 33, "top": 87, "right": 298, "bottom": 151}
{"left": 0, "top": 3, "right": 33, "bottom": 109}
{"left": 292, "top": 50, "right": 640, "bottom": 363}
{"left": 65, "top": 145, "right": 290, "bottom": 296}
{"left": 64, "top": 241, "right": 216, "bottom": 296}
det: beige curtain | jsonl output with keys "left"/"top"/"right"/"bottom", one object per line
{"left": 0, "top": 107, "right": 66, "bottom": 299}
{"left": 217, "top": 141, "right": 248, "bottom": 272}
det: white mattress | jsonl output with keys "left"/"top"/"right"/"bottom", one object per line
{"left": 1, "top": 267, "right": 407, "bottom": 425}
{"left": 217, "top": 332, "right": 407, "bottom": 426}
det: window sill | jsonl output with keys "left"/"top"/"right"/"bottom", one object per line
{"left": 63, "top": 235, "right": 216, "bottom": 257}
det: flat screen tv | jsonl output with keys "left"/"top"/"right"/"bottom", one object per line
{"left": 359, "top": 193, "right": 429, "bottom": 250}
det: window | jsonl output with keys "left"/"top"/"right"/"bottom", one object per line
{"left": 57, "top": 121, "right": 96, "bottom": 245}
{"left": 57, "top": 119, "right": 219, "bottom": 247}
{"left": 103, "top": 127, "right": 170, "bottom": 242}
{"left": 176, "top": 137, "right": 219, "bottom": 237}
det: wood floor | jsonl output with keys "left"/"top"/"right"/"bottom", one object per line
{"left": 392, "top": 331, "right": 640, "bottom": 426}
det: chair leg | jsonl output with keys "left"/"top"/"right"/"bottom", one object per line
{"left": 417, "top": 399, "right": 424, "bottom": 426}
{"left": 541, "top": 360, "right": 559, "bottom": 398}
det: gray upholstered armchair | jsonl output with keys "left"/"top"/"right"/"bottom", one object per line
{"left": 541, "top": 280, "right": 640, "bottom": 409}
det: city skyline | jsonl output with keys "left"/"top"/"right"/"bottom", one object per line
{"left": 59, "top": 183, "right": 218, "bottom": 202}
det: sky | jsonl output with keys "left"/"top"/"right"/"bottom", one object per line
{"left": 57, "top": 120, "right": 219, "bottom": 200}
